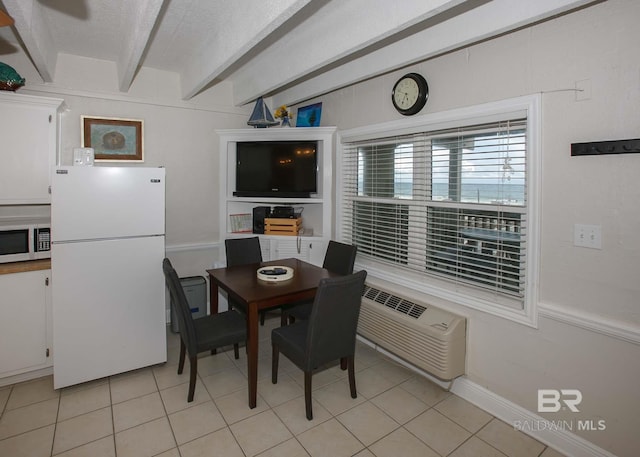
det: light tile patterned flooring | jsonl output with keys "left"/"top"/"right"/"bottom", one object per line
{"left": 0, "top": 315, "right": 566, "bottom": 457}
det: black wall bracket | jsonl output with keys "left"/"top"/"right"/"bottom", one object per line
{"left": 571, "top": 138, "right": 640, "bottom": 156}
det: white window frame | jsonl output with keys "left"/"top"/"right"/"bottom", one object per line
{"left": 337, "top": 94, "right": 541, "bottom": 327}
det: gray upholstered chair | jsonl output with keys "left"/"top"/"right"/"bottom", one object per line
{"left": 271, "top": 270, "right": 367, "bottom": 420}
{"left": 224, "top": 236, "right": 269, "bottom": 325}
{"left": 281, "top": 240, "right": 357, "bottom": 325}
{"left": 163, "top": 258, "right": 246, "bottom": 402}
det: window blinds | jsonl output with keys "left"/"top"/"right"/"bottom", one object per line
{"left": 341, "top": 119, "right": 527, "bottom": 305}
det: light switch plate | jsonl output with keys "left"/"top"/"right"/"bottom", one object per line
{"left": 574, "top": 224, "right": 602, "bottom": 249}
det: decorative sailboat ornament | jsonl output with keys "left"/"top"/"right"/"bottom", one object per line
{"left": 247, "top": 97, "right": 279, "bottom": 128}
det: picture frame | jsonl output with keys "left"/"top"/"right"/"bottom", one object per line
{"left": 296, "top": 102, "right": 322, "bottom": 127}
{"left": 81, "top": 116, "right": 144, "bottom": 162}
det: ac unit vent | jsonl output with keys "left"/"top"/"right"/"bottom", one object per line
{"left": 363, "top": 285, "right": 427, "bottom": 319}
{"left": 375, "top": 290, "right": 390, "bottom": 305}
{"left": 358, "top": 283, "right": 466, "bottom": 381}
{"left": 364, "top": 287, "right": 379, "bottom": 301}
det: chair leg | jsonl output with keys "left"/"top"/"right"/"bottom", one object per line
{"left": 177, "top": 339, "right": 186, "bottom": 374}
{"left": 188, "top": 355, "right": 197, "bottom": 402}
{"left": 280, "top": 311, "right": 288, "bottom": 326}
{"left": 304, "top": 371, "right": 313, "bottom": 420}
{"left": 348, "top": 356, "right": 357, "bottom": 399}
{"left": 260, "top": 311, "right": 265, "bottom": 326}
{"left": 233, "top": 343, "right": 240, "bottom": 359}
{"left": 271, "top": 345, "right": 279, "bottom": 384}
{"left": 340, "top": 357, "right": 347, "bottom": 370}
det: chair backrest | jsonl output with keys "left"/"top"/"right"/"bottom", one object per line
{"left": 304, "top": 270, "right": 367, "bottom": 370}
{"left": 162, "top": 258, "right": 198, "bottom": 355}
{"left": 322, "top": 240, "right": 357, "bottom": 276}
{"left": 225, "top": 236, "right": 263, "bottom": 267}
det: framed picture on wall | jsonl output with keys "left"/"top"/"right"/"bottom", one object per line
{"left": 82, "top": 116, "right": 144, "bottom": 162}
{"left": 296, "top": 102, "right": 322, "bottom": 127}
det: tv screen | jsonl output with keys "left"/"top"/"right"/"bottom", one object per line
{"left": 234, "top": 141, "right": 318, "bottom": 198}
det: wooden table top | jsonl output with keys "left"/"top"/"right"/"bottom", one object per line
{"left": 206, "top": 257, "right": 337, "bottom": 306}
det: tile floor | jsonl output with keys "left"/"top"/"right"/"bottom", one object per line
{"left": 0, "top": 315, "right": 566, "bottom": 457}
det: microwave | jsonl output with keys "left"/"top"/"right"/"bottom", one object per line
{"left": 0, "top": 218, "right": 51, "bottom": 263}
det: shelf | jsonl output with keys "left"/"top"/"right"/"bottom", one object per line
{"left": 228, "top": 197, "right": 324, "bottom": 204}
{"left": 217, "top": 127, "right": 335, "bottom": 244}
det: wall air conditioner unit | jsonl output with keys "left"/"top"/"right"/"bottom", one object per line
{"left": 358, "top": 282, "right": 466, "bottom": 381}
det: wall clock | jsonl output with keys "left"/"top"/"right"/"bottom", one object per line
{"left": 391, "top": 72, "right": 429, "bottom": 116}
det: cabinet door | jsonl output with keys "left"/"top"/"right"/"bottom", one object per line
{"left": 0, "top": 270, "right": 50, "bottom": 377}
{"left": 0, "top": 94, "right": 61, "bottom": 204}
{"left": 307, "top": 240, "right": 326, "bottom": 266}
{"left": 271, "top": 238, "right": 309, "bottom": 261}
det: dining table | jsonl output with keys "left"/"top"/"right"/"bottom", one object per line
{"left": 206, "top": 257, "right": 338, "bottom": 408}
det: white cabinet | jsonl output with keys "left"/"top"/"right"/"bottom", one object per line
{"left": 0, "top": 268, "right": 52, "bottom": 380}
{"left": 263, "top": 238, "right": 326, "bottom": 266}
{"left": 0, "top": 93, "right": 64, "bottom": 204}
{"left": 217, "top": 127, "right": 335, "bottom": 264}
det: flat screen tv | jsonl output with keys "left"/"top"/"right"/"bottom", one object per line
{"left": 234, "top": 141, "right": 318, "bottom": 198}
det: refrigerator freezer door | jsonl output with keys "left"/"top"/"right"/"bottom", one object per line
{"left": 52, "top": 235, "right": 166, "bottom": 389}
{"left": 52, "top": 167, "right": 165, "bottom": 242}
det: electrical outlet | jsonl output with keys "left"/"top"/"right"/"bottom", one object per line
{"left": 574, "top": 224, "right": 602, "bottom": 249}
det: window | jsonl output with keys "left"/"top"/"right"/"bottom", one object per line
{"left": 339, "top": 96, "right": 540, "bottom": 323}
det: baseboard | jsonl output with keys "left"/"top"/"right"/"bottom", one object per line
{"left": 0, "top": 366, "right": 53, "bottom": 388}
{"left": 358, "top": 335, "right": 613, "bottom": 456}
{"left": 451, "top": 377, "right": 616, "bottom": 457}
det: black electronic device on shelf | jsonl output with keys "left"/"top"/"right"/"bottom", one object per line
{"left": 252, "top": 206, "right": 271, "bottom": 234}
{"left": 271, "top": 206, "right": 295, "bottom": 218}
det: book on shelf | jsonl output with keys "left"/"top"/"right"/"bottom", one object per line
{"left": 230, "top": 213, "right": 252, "bottom": 233}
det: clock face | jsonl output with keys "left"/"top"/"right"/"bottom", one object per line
{"left": 391, "top": 73, "right": 428, "bottom": 116}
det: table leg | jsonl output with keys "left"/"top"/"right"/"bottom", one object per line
{"left": 208, "top": 278, "right": 219, "bottom": 355}
{"left": 247, "top": 302, "right": 259, "bottom": 408}
{"left": 209, "top": 277, "right": 219, "bottom": 315}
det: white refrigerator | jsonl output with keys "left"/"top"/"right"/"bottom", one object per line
{"left": 51, "top": 166, "right": 167, "bottom": 389}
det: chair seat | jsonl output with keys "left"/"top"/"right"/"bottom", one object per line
{"left": 193, "top": 310, "right": 246, "bottom": 353}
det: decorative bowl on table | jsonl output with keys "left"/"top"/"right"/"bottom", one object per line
{"left": 257, "top": 266, "right": 294, "bottom": 282}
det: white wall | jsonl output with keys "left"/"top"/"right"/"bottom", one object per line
{"left": 304, "top": 1, "right": 640, "bottom": 455}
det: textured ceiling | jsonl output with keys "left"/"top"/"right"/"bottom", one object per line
{"left": 0, "top": 0, "right": 600, "bottom": 106}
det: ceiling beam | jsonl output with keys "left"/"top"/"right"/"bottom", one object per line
{"left": 117, "top": 0, "right": 166, "bottom": 92}
{"left": 180, "top": 0, "right": 315, "bottom": 100}
{"left": 4, "top": 0, "right": 56, "bottom": 83}
{"left": 232, "top": 0, "right": 599, "bottom": 107}
{"left": 228, "top": 0, "right": 477, "bottom": 106}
